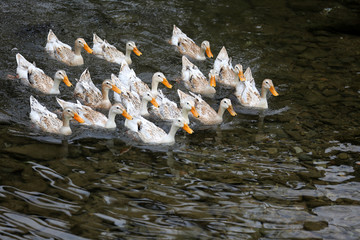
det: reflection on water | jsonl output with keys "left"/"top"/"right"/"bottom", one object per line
{"left": 0, "top": 0, "right": 360, "bottom": 239}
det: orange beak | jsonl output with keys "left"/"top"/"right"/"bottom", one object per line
{"left": 210, "top": 74, "right": 216, "bottom": 87}
{"left": 73, "top": 112, "right": 85, "bottom": 123}
{"left": 227, "top": 105, "right": 237, "bottom": 116}
{"left": 182, "top": 123, "right": 194, "bottom": 134}
{"left": 162, "top": 78, "right": 172, "bottom": 89}
{"left": 111, "top": 85, "right": 121, "bottom": 94}
{"left": 205, "top": 47, "right": 213, "bottom": 58}
{"left": 133, "top": 47, "right": 142, "bottom": 56}
{"left": 83, "top": 43, "right": 93, "bottom": 54}
{"left": 150, "top": 98, "right": 159, "bottom": 108}
{"left": 62, "top": 75, "right": 72, "bottom": 87}
{"left": 269, "top": 86, "right": 279, "bottom": 96}
{"left": 122, "top": 110, "right": 133, "bottom": 120}
{"left": 238, "top": 71, "right": 246, "bottom": 82}
{"left": 190, "top": 106, "right": 199, "bottom": 118}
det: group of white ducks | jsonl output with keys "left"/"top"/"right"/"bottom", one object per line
{"left": 15, "top": 25, "right": 279, "bottom": 145}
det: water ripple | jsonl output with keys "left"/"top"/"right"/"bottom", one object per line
{"left": 0, "top": 186, "right": 79, "bottom": 217}
{"left": 0, "top": 207, "right": 87, "bottom": 240}
{"left": 30, "top": 162, "right": 90, "bottom": 200}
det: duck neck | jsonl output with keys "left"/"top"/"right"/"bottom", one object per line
{"left": 181, "top": 108, "right": 190, "bottom": 124}
{"left": 151, "top": 80, "right": 159, "bottom": 96}
{"left": 140, "top": 98, "right": 149, "bottom": 116}
{"left": 217, "top": 105, "right": 226, "bottom": 120}
{"left": 102, "top": 87, "right": 110, "bottom": 102}
{"left": 166, "top": 124, "right": 180, "bottom": 142}
{"left": 74, "top": 43, "right": 82, "bottom": 56}
{"left": 60, "top": 115, "right": 72, "bottom": 135}
{"left": 125, "top": 48, "right": 132, "bottom": 64}
{"left": 105, "top": 110, "right": 117, "bottom": 128}
{"left": 49, "top": 78, "right": 61, "bottom": 94}
{"left": 199, "top": 48, "right": 206, "bottom": 59}
{"left": 62, "top": 115, "right": 71, "bottom": 128}
{"left": 260, "top": 86, "right": 268, "bottom": 100}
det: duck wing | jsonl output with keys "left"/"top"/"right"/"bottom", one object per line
{"left": 74, "top": 69, "right": 102, "bottom": 106}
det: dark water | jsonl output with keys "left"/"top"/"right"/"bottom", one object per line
{"left": 1, "top": 0, "right": 360, "bottom": 239}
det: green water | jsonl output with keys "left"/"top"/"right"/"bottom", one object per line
{"left": 0, "top": 0, "right": 359, "bottom": 239}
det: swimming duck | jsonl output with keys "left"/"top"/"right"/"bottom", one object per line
{"left": 112, "top": 74, "right": 159, "bottom": 117}
{"left": 211, "top": 46, "right": 245, "bottom": 88}
{"left": 181, "top": 56, "right": 216, "bottom": 97}
{"left": 74, "top": 69, "right": 121, "bottom": 110}
{"left": 170, "top": 25, "right": 213, "bottom": 60}
{"left": 29, "top": 95, "right": 84, "bottom": 135}
{"left": 177, "top": 89, "right": 200, "bottom": 124}
{"left": 118, "top": 63, "right": 172, "bottom": 97}
{"left": 56, "top": 98, "right": 132, "bottom": 129}
{"left": 148, "top": 90, "right": 181, "bottom": 121}
{"left": 15, "top": 53, "right": 71, "bottom": 94}
{"left": 125, "top": 116, "right": 193, "bottom": 145}
{"left": 235, "top": 67, "right": 279, "bottom": 109}
{"left": 92, "top": 33, "right": 142, "bottom": 65}
{"left": 45, "top": 29, "right": 93, "bottom": 66}
{"left": 117, "top": 63, "right": 178, "bottom": 120}
{"left": 187, "top": 92, "right": 237, "bottom": 125}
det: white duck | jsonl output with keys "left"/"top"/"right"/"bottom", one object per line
{"left": 117, "top": 64, "right": 179, "bottom": 120}
{"left": 56, "top": 98, "right": 132, "bottom": 129}
{"left": 177, "top": 89, "right": 200, "bottom": 124}
{"left": 235, "top": 67, "right": 279, "bottom": 109}
{"left": 15, "top": 53, "right": 72, "bottom": 94}
{"left": 148, "top": 89, "right": 200, "bottom": 122}
{"left": 112, "top": 74, "right": 159, "bottom": 117}
{"left": 74, "top": 69, "right": 121, "bottom": 110}
{"left": 29, "top": 96, "right": 84, "bottom": 135}
{"left": 181, "top": 56, "right": 216, "bottom": 97}
{"left": 92, "top": 33, "right": 142, "bottom": 65}
{"left": 45, "top": 29, "right": 93, "bottom": 66}
{"left": 211, "top": 46, "right": 245, "bottom": 88}
{"left": 187, "top": 92, "right": 237, "bottom": 125}
{"left": 118, "top": 62, "right": 172, "bottom": 97}
{"left": 170, "top": 25, "right": 213, "bottom": 60}
{"left": 149, "top": 90, "right": 180, "bottom": 121}
{"left": 125, "top": 116, "right": 193, "bottom": 145}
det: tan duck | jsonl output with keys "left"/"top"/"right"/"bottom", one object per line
{"left": 74, "top": 69, "right": 121, "bottom": 110}
{"left": 56, "top": 98, "right": 132, "bottom": 129}
{"left": 187, "top": 92, "right": 237, "bottom": 125}
{"left": 125, "top": 116, "right": 193, "bottom": 145}
{"left": 118, "top": 62, "right": 172, "bottom": 97}
{"left": 112, "top": 74, "right": 159, "bottom": 117}
{"left": 170, "top": 25, "right": 213, "bottom": 60}
{"left": 92, "top": 33, "right": 142, "bottom": 65}
{"left": 29, "top": 96, "right": 84, "bottom": 135}
{"left": 235, "top": 67, "right": 279, "bottom": 109}
{"left": 177, "top": 89, "right": 200, "bottom": 124}
{"left": 15, "top": 53, "right": 71, "bottom": 94}
{"left": 45, "top": 29, "right": 93, "bottom": 66}
{"left": 181, "top": 56, "right": 216, "bottom": 97}
{"left": 211, "top": 46, "right": 245, "bottom": 88}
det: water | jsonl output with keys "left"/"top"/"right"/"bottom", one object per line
{"left": 1, "top": 0, "right": 360, "bottom": 239}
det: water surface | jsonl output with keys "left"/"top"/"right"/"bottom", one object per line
{"left": 0, "top": 0, "right": 360, "bottom": 239}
